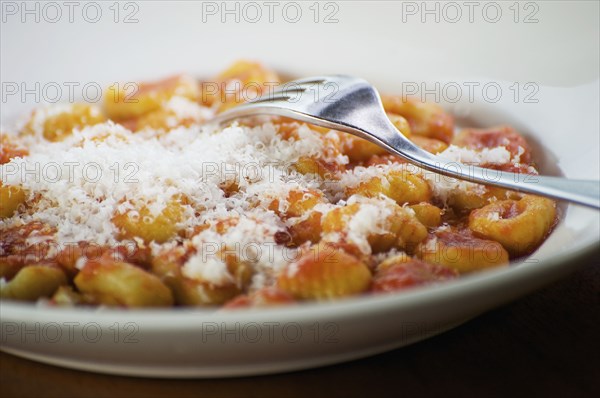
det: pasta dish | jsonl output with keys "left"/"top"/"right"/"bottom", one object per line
{"left": 0, "top": 61, "right": 557, "bottom": 308}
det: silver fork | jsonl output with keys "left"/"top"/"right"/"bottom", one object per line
{"left": 210, "top": 76, "right": 600, "bottom": 209}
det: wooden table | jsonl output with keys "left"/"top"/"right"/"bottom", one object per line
{"left": 2, "top": 252, "right": 598, "bottom": 398}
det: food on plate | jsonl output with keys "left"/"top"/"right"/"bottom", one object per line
{"left": 0, "top": 60, "right": 557, "bottom": 308}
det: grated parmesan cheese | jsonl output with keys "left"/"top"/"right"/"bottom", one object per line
{"left": 1, "top": 119, "right": 346, "bottom": 249}
{"left": 322, "top": 195, "right": 396, "bottom": 255}
{"left": 182, "top": 254, "right": 233, "bottom": 285}
{"left": 418, "top": 144, "right": 516, "bottom": 205}
{"left": 487, "top": 211, "right": 501, "bottom": 221}
{"left": 163, "top": 96, "right": 213, "bottom": 123}
{"left": 439, "top": 145, "right": 512, "bottom": 166}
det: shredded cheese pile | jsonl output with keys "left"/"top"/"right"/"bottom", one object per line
{"left": 0, "top": 98, "right": 529, "bottom": 289}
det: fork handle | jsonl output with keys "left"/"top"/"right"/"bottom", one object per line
{"left": 411, "top": 158, "right": 599, "bottom": 209}
{"left": 382, "top": 135, "right": 600, "bottom": 209}
{"left": 327, "top": 113, "right": 599, "bottom": 209}
{"left": 324, "top": 112, "right": 600, "bottom": 209}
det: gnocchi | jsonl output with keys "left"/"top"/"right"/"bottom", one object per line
{"left": 417, "top": 229, "right": 509, "bottom": 273}
{"left": 277, "top": 243, "right": 372, "bottom": 300}
{"left": 469, "top": 195, "right": 556, "bottom": 256}
{"left": 0, "top": 61, "right": 558, "bottom": 308}
{"left": 21, "top": 104, "right": 106, "bottom": 142}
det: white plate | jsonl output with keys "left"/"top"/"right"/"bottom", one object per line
{"left": 1, "top": 2, "right": 598, "bottom": 378}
